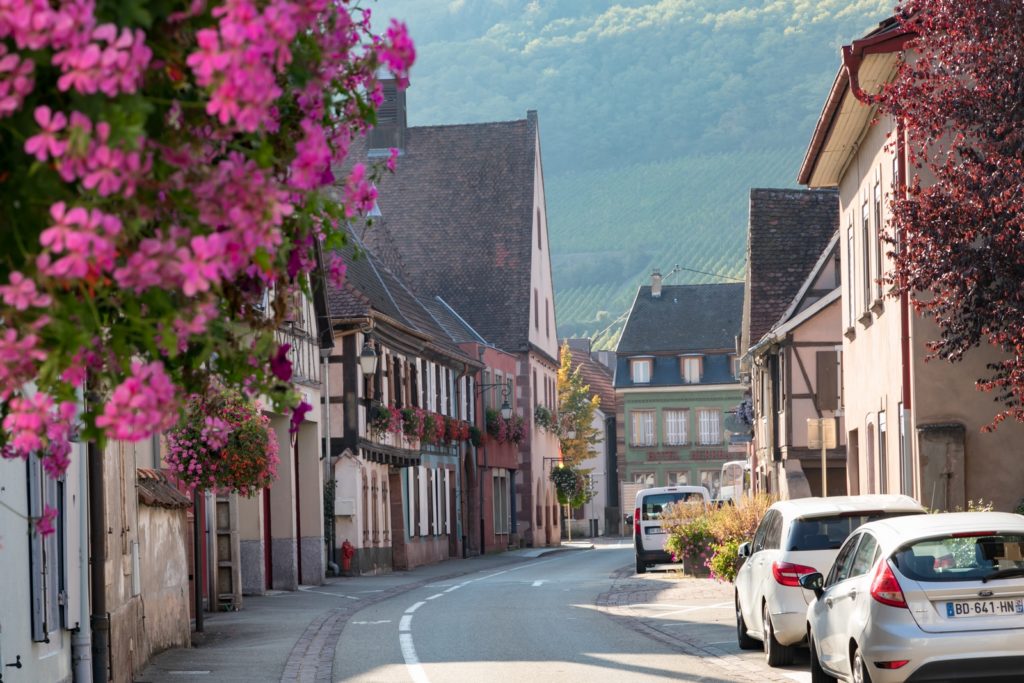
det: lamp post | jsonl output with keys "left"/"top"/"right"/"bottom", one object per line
{"left": 359, "top": 334, "right": 379, "bottom": 376}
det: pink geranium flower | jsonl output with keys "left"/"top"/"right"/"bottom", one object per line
{"left": 24, "top": 106, "right": 68, "bottom": 161}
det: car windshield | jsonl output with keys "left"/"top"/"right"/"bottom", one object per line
{"left": 893, "top": 534, "right": 1024, "bottom": 582}
{"left": 786, "top": 511, "right": 921, "bottom": 551}
{"left": 640, "top": 493, "right": 704, "bottom": 521}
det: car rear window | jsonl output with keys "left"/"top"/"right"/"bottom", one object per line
{"left": 893, "top": 534, "right": 1024, "bottom": 582}
{"left": 786, "top": 512, "right": 921, "bottom": 551}
{"left": 640, "top": 493, "right": 705, "bottom": 520}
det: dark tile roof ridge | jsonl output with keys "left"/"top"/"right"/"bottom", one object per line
{"left": 409, "top": 117, "right": 530, "bottom": 132}
{"left": 614, "top": 286, "right": 643, "bottom": 354}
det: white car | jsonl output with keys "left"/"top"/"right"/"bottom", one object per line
{"left": 734, "top": 495, "right": 925, "bottom": 666}
{"left": 801, "top": 511, "right": 1024, "bottom": 683}
{"left": 633, "top": 485, "right": 711, "bottom": 574}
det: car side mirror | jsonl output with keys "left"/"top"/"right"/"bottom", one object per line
{"left": 799, "top": 572, "right": 825, "bottom": 599}
{"left": 737, "top": 541, "right": 751, "bottom": 558}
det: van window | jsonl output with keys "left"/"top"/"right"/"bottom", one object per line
{"left": 640, "top": 493, "right": 705, "bottom": 521}
{"left": 786, "top": 511, "right": 921, "bottom": 551}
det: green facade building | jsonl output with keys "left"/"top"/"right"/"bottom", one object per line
{"left": 614, "top": 276, "right": 746, "bottom": 501}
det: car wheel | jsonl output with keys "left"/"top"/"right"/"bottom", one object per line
{"left": 809, "top": 634, "right": 836, "bottom": 683}
{"left": 851, "top": 646, "right": 872, "bottom": 683}
{"left": 735, "top": 594, "right": 758, "bottom": 650}
{"left": 762, "top": 602, "right": 795, "bottom": 667}
{"left": 635, "top": 556, "right": 646, "bottom": 574}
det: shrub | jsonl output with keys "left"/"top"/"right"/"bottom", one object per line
{"left": 707, "top": 538, "right": 744, "bottom": 582}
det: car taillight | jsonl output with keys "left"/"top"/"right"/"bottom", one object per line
{"left": 870, "top": 561, "right": 908, "bottom": 608}
{"left": 634, "top": 507, "right": 641, "bottom": 536}
{"left": 771, "top": 561, "right": 817, "bottom": 587}
{"left": 875, "top": 660, "right": 910, "bottom": 670}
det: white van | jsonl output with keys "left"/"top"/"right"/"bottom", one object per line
{"left": 633, "top": 485, "right": 711, "bottom": 574}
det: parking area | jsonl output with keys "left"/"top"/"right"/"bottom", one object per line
{"left": 598, "top": 566, "right": 811, "bottom": 683}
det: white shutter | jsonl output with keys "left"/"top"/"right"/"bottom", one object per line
{"left": 444, "top": 470, "right": 451, "bottom": 535}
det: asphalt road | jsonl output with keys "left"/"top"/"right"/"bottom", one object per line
{"left": 332, "top": 540, "right": 745, "bottom": 683}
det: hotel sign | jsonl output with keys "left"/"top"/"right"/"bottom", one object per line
{"left": 644, "top": 449, "right": 729, "bottom": 462}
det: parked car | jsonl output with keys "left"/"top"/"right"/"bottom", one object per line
{"left": 633, "top": 485, "right": 711, "bottom": 574}
{"left": 734, "top": 495, "right": 925, "bottom": 666}
{"left": 800, "top": 511, "right": 1024, "bottom": 683}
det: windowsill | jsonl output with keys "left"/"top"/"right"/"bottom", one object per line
{"left": 870, "top": 298, "right": 885, "bottom": 315}
{"left": 858, "top": 311, "right": 873, "bottom": 328}
{"left": 844, "top": 326, "right": 856, "bottom": 341}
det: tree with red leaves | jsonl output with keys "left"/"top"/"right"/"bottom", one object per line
{"left": 876, "top": 1, "right": 1024, "bottom": 428}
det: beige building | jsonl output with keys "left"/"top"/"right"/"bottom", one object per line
{"left": 798, "top": 18, "right": 1024, "bottom": 511}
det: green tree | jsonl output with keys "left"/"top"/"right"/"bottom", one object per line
{"left": 556, "top": 342, "right": 601, "bottom": 468}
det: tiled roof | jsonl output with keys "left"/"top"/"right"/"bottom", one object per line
{"left": 616, "top": 283, "right": 744, "bottom": 355}
{"left": 742, "top": 188, "right": 839, "bottom": 354}
{"left": 348, "top": 114, "right": 538, "bottom": 353}
{"left": 419, "top": 296, "right": 488, "bottom": 345}
{"left": 326, "top": 230, "right": 475, "bottom": 363}
{"left": 137, "top": 468, "right": 192, "bottom": 510}
{"left": 614, "top": 352, "right": 737, "bottom": 390}
{"left": 571, "top": 353, "right": 616, "bottom": 414}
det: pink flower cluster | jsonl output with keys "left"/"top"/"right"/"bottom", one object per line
{"left": 52, "top": 24, "right": 151, "bottom": 96}
{"left": 380, "top": 20, "right": 415, "bottom": 88}
{"left": 95, "top": 361, "right": 178, "bottom": 441}
{"left": 38, "top": 201, "right": 122, "bottom": 281}
{"left": 1, "top": 392, "right": 78, "bottom": 478}
{"left": 0, "top": 43, "right": 33, "bottom": 117}
{"left": 186, "top": 0, "right": 300, "bottom": 132}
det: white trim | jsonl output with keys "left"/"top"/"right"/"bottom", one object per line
{"left": 618, "top": 383, "right": 744, "bottom": 394}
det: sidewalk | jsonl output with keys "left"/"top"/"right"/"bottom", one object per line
{"left": 596, "top": 568, "right": 808, "bottom": 683}
{"left": 137, "top": 544, "right": 581, "bottom": 683}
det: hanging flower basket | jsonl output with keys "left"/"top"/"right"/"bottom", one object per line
{"left": 485, "top": 410, "right": 527, "bottom": 445}
{"left": 369, "top": 404, "right": 391, "bottom": 437}
{"left": 402, "top": 408, "right": 424, "bottom": 440}
{"left": 468, "top": 425, "right": 483, "bottom": 448}
{"left": 166, "top": 388, "right": 279, "bottom": 496}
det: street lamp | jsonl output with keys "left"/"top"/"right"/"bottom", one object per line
{"left": 359, "top": 335, "right": 378, "bottom": 376}
{"left": 476, "top": 379, "right": 513, "bottom": 419}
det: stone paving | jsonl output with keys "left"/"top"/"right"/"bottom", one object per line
{"left": 596, "top": 567, "right": 809, "bottom": 683}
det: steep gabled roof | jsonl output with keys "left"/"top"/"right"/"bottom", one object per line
{"left": 326, "top": 230, "right": 475, "bottom": 363}
{"left": 616, "top": 283, "right": 744, "bottom": 355}
{"left": 419, "top": 296, "right": 488, "bottom": 346}
{"left": 741, "top": 188, "right": 839, "bottom": 356}
{"left": 348, "top": 114, "right": 539, "bottom": 353}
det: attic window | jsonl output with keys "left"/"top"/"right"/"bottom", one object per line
{"left": 681, "top": 355, "right": 703, "bottom": 384}
{"left": 630, "top": 358, "right": 652, "bottom": 384}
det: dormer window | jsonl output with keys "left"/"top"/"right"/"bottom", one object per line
{"left": 630, "top": 358, "right": 652, "bottom": 384}
{"left": 681, "top": 355, "right": 703, "bottom": 384}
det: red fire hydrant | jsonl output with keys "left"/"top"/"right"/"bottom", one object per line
{"left": 341, "top": 539, "right": 355, "bottom": 574}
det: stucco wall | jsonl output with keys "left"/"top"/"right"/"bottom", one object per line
{"left": 838, "top": 113, "right": 1024, "bottom": 511}
{"left": 137, "top": 504, "right": 190, "bottom": 656}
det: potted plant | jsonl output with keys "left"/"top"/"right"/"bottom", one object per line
{"left": 369, "top": 404, "right": 391, "bottom": 437}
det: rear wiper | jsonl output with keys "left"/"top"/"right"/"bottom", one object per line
{"left": 982, "top": 567, "right": 1024, "bottom": 583}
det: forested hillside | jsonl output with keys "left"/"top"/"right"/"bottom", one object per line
{"left": 384, "top": 0, "right": 893, "bottom": 346}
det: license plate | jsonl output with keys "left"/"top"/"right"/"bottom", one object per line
{"left": 945, "top": 598, "right": 1024, "bottom": 618}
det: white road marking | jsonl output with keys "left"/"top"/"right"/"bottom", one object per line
{"left": 636, "top": 601, "right": 733, "bottom": 619}
{"left": 532, "top": 580, "right": 546, "bottom": 587}
{"left": 351, "top": 620, "right": 392, "bottom": 625}
{"left": 399, "top": 614, "right": 413, "bottom": 632}
{"left": 399, "top": 633, "right": 430, "bottom": 683}
{"left": 405, "top": 601, "right": 425, "bottom": 613}
{"left": 425, "top": 593, "right": 444, "bottom": 600}
{"left": 297, "top": 588, "right": 360, "bottom": 600}
{"left": 443, "top": 584, "right": 463, "bottom": 593}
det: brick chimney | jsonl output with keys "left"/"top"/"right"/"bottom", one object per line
{"left": 651, "top": 270, "right": 662, "bottom": 298}
{"left": 368, "top": 77, "right": 407, "bottom": 152}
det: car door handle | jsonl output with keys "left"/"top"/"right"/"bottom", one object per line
{"left": 825, "top": 597, "right": 834, "bottom": 608}
{"left": 849, "top": 589, "right": 857, "bottom": 601}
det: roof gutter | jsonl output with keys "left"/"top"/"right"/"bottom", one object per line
{"left": 798, "top": 21, "right": 915, "bottom": 186}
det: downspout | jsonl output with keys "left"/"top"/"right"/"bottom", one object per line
{"left": 72, "top": 439, "right": 92, "bottom": 683}
{"left": 87, "top": 440, "right": 109, "bottom": 682}
{"left": 896, "top": 117, "right": 913, "bottom": 495}
{"left": 322, "top": 349, "right": 339, "bottom": 576}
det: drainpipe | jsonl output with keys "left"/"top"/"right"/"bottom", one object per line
{"left": 896, "top": 116, "right": 913, "bottom": 494}
{"left": 322, "top": 349, "right": 338, "bottom": 575}
{"left": 87, "top": 440, "right": 109, "bottom": 682}
{"left": 72, "top": 439, "right": 93, "bottom": 683}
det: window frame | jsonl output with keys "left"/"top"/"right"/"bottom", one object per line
{"left": 696, "top": 408, "right": 721, "bottom": 446}
{"left": 681, "top": 355, "right": 702, "bottom": 384}
{"left": 630, "top": 409, "right": 656, "bottom": 447}
{"left": 630, "top": 358, "right": 652, "bottom": 384}
{"left": 663, "top": 408, "right": 688, "bottom": 446}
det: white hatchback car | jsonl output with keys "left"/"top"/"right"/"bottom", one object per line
{"left": 633, "top": 485, "right": 711, "bottom": 574}
{"left": 734, "top": 495, "right": 925, "bottom": 666}
{"left": 801, "top": 511, "right": 1024, "bottom": 683}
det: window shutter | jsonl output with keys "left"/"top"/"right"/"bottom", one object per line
{"left": 816, "top": 350, "right": 839, "bottom": 411}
